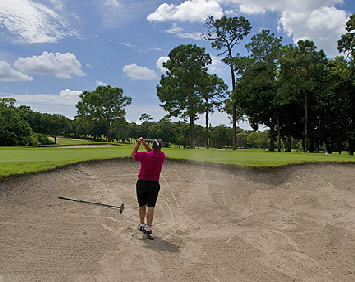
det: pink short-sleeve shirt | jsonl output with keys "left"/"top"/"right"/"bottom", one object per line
{"left": 134, "top": 150, "right": 166, "bottom": 181}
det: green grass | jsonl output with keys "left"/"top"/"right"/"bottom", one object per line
{"left": 0, "top": 145, "right": 132, "bottom": 179}
{"left": 165, "top": 148, "right": 355, "bottom": 167}
{"left": 1, "top": 139, "right": 355, "bottom": 180}
{"left": 48, "top": 137, "right": 112, "bottom": 146}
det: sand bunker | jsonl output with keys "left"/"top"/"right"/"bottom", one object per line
{"left": 1, "top": 158, "right": 355, "bottom": 281}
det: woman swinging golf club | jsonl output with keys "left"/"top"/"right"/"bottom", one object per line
{"left": 130, "top": 137, "right": 166, "bottom": 240}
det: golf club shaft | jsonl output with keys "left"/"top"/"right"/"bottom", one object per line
{"left": 58, "top": 197, "right": 124, "bottom": 213}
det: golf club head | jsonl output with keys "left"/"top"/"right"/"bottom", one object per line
{"left": 119, "top": 203, "right": 124, "bottom": 214}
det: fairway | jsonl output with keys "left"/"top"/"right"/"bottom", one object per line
{"left": 1, "top": 144, "right": 355, "bottom": 180}
{"left": 1, "top": 158, "right": 355, "bottom": 281}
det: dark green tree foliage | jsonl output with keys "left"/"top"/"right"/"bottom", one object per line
{"left": 203, "top": 15, "right": 252, "bottom": 150}
{"left": 148, "top": 117, "right": 177, "bottom": 145}
{"left": 234, "top": 30, "right": 282, "bottom": 151}
{"left": 199, "top": 74, "right": 227, "bottom": 148}
{"left": 18, "top": 106, "right": 46, "bottom": 134}
{"left": 337, "top": 13, "right": 355, "bottom": 58}
{"left": 0, "top": 103, "right": 33, "bottom": 146}
{"left": 111, "top": 117, "right": 129, "bottom": 142}
{"left": 318, "top": 57, "right": 351, "bottom": 153}
{"left": 337, "top": 14, "right": 355, "bottom": 155}
{"left": 76, "top": 85, "right": 132, "bottom": 142}
{"left": 278, "top": 40, "right": 328, "bottom": 152}
{"left": 209, "top": 124, "right": 232, "bottom": 148}
{"left": 42, "top": 113, "right": 71, "bottom": 143}
{"left": 157, "top": 44, "right": 212, "bottom": 148}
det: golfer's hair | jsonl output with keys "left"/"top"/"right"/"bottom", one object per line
{"left": 152, "top": 139, "right": 162, "bottom": 150}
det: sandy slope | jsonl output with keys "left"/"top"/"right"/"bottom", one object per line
{"left": 1, "top": 158, "right": 355, "bottom": 281}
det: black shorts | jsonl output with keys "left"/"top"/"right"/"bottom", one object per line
{"left": 136, "top": 179, "right": 160, "bottom": 207}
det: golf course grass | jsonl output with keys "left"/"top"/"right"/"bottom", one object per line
{"left": 1, "top": 138, "right": 355, "bottom": 180}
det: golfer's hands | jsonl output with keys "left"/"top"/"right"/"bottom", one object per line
{"left": 137, "top": 137, "right": 144, "bottom": 144}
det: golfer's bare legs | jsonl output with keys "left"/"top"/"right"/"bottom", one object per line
{"left": 139, "top": 205, "right": 155, "bottom": 228}
{"left": 139, "top": 205, "right": 147, "bottom": 225}
{"left": 146, "top": 207, "right": 154, "bottom": 228}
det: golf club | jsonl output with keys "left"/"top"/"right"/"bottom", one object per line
{"left": 58, "top": 196, "right": 124, "bottom": 214}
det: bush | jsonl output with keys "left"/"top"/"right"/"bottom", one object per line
{"left": 29, "top": 133, "right": 55, "bottom": 146}
{"left": 0, "top": 106, "right": 33, "bottom": 146}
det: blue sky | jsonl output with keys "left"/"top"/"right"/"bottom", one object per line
{"left": 1, "top": 0, "right": 354, "bottom": 130}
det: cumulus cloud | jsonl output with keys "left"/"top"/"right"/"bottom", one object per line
{"left": 163, "top": 23, "right": 203, "bottom": 40}
{"left": 217, "top": 0, "right": 349, "bottom": 57}
{"left": 279, "top": 6, "right": 348, "bottom": 56}
{"left": 123, "top": 63, "right": 158, "bottom": 80}
{"left": 96, "top": 80, "right": 108, "bottom": 86}
{"left": 147, "top": 0, "right": 223, "bottom": 22}
{"left": 13, "top": 51, "right": 86, "bottom": 78}
{"left": 1, "top": 91, "right": 81, "bottom": 108}
{"left": 59, "top": 89, "right": 82, "bottom": 100}
{"left": 0, "top": 0, "right": 78, "bottom": 44}
{"left": 0, "top": 61, "right": 33, "bottom": 81}
{"left": 156, "top": 57, "right": 169, "bottom": 72}
{"left": 209, "top": 56, "right": 225, "bottom": 73}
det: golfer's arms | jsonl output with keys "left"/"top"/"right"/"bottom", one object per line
{"left": 130, "top": 142, "right": 140, "bottom": 158}
{"left": 130, "top": 138, "right": 152, "bottom": 158}
{"left": 141, "top": 139, "right": 151, "bottom": 152}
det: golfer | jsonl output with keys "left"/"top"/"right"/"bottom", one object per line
{"left": 130, "top": 137, "right": 166, "bottom": 240}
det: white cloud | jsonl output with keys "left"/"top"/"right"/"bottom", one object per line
{"left": 217, "top": 0, "right": 349, "bottom": 57}
{"left": 0, "top": 0, "right": 78, "bottom": 43}
{"left": 147, "top": 0, "right": 224, "bottom": 22}
{"left": 14, "top": 51, "right": 86, "bottom": 78}
{"left": 163, "top": 23, "right": 203, "bottom": 40}
{"left": 59, "top": 89, "right": 82, "bottom": 100}
{"left": 1, "top": 88, "right": 82, "bottom": 117}
{"left": 209, "top": 56, "right": 225, "bottom": 73}
{"left": 239, "top": 3, "right": 266, "bottom": 14}
{"left": 0, "top": 61, "right": 33, "bottom": 81}
{"left": 96, "top": 80, "right": 108, "bottom": 86}
{"left": 279, "top": 6, "right": 348, "bottom": 56}
{"left": 157, "top": 57, "right": 169, "bottom": 72}
{"left": 103, "top": 0, "right": 120, "bottom": 7}
{"left": 1, "top": 91, "right": 81, "bottom": 107}
{"left": 123, "top": 63, "right": 158, "bottom": 80}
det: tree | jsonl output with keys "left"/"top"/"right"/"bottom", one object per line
{"left": 209, "top": 124, "right": 232, "bottom": 148}
{"left": 157, "top": 44, "right": 212, "bottom": 148}
{"left": 278, "top": 40, "right": 327, "bottom": 152}
{"left": 148, "top": 117, "right": 177, "bottom": 145}
{"left": 17, "top": 106, "right": 47, "bottom": 134}
{"left": 337, "top": 13, "right": 355, "bottom": 155}
{"left": 139, "top": 113, "right": 153, "bottom": 137}
{"left": 42, "top": 113, "right": 71, "bottom": 143}
{"left": 337, "top": 13, "right": 355, "bottom": 58}
{"left": 0, "top": 98, "right": 16, "bottom": 108}
{"left": 0, "top": 106, "right": 33, "bottom": 146}
{"left": 76, "top": 85, "right": 132, "bottom": 142}
{"left": 203, "top": 15, "right": 252, "bottom": 150}
{"left": 199, "top": 73, "right": 227, "bottom": 148}
{"left": 235, "top": 30, "right": 282, "bottom": 151}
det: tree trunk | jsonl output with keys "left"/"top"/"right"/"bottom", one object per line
{"left": 189, "top": 115, "right": 195, "bottom": 149}
{"left": 304, "top": 91, "right": 308, "bottom": 152}
{"left": 277, "top": 117, "right": 281, "bottom": 152}
{"left": 268, "top": 128, "right": 275, "bottom": 152}
{"left": 107, "top": 121, "right": 112, "bottom": 142}
{"left": 229, "top": 48, "right": 237, "bottom": 150}
{"left": 205, "top": 107, "right": 210, "bottom": 149}
{"left": 232, "top": 104, "right": 237, "bottom": 150}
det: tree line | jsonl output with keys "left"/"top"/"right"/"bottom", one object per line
{"left": 0, "top": 96, "right": 270, "bottom": 149}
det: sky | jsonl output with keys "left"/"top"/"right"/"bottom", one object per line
{"left": 0, "top": 0, "right": 354, "bottom": 130}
